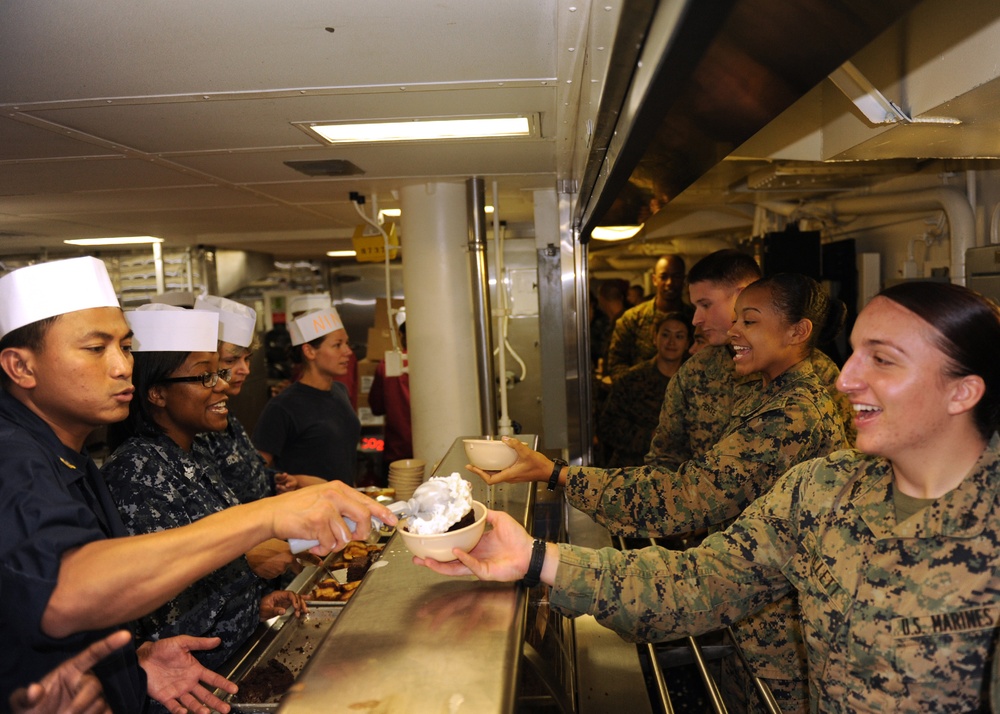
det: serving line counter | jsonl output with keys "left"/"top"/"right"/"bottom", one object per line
{"left": 276, "top": 435, "right": 538, "bottom": 714}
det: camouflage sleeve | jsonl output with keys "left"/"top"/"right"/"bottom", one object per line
{"left": 992, "top": 638, "right": 1000, "bottom": 714}
{"left": 596, "top": 366, "right": 656, "bottom": 462}
{"left": 568, "top": 398, "right": 831, "bottom": 538}
{"left": 548, "top": 524, "right": 794, "bottom": 642}
{"left": 644, "top": 366, "right": 692, "bottom": 469}
{"left": 605, "top": 310, "right": 638, "bottom": 379}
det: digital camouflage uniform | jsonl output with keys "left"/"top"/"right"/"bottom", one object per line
{"left": 992, "top": 638, "right": 1000, "bottom": 713}
{"left": 597, "top": 358, "right": 673, "bottom": 467}
{"left": 645, "top": 344, "right": 855, "bottom": 471}
{"left": 605, "top": 299, "right": 691, "bottom": 379}
{"left": 103, "top": 433, "right": 268, "bottom": 672}
{"left": 195, "top": 414, "right": 276, "bottom": 504}
{"left": 553, "top": 435, "right": 1000, "bottom": 713}
{"left": 569, "top": 359, "right": 849, "bottom": 712}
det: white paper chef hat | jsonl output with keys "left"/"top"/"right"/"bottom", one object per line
{"left": 288, "top": 307, "right": 344, "bottom": 346}
{"left": 288, "top": 293, "right": 332, "bottom": 316}
{"left": 0, "top": 257, "right": 120, "bottom": 340}
{"left": 126, "top": 304, "right": 220, "bottom": 352}
{"left": 193, "top": 294, "right": 257, "bottom": 348}
{"left": 149, "top": 290, "right": 196, "bottom": 308}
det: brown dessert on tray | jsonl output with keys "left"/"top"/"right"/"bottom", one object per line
{"left": 233, "top": 658, "right": 295, "bottom": 704}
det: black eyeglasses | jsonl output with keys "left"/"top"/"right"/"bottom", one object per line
{"left": 157, "top": 368, "right": 232, "bottom": 388}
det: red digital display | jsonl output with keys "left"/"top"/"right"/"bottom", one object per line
{"left": 361, "top": 436, "right": 385, "bottom": 452}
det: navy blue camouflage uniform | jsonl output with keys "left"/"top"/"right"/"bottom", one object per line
{"left": 103, "top": 432, "right": 268, "bottom": 671}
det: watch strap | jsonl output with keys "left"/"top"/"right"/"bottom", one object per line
{"left": 520, "top": 539, "right": 547, "bottom": 588}
{"left": 547, "top": 458, "right": 568, "bottom": 491}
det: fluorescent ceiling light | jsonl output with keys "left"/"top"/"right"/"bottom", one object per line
{"left": 591, "top": 225, "right": 643, "bottom": 241}
{"left": 326, "top": 250, "right": 357, "bottom": 258}
{"left": 379, "top": 205, "right": 492, "bottom": 218}
{"left": 301, "top": 115, "right": 534, "bottom": 144}
{"left": 64, "top": 236, "right": 163, "bottom": 246}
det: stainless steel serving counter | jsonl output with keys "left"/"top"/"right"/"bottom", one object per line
{"left": 277, "top": 435, "right": 538, "bottom": 714}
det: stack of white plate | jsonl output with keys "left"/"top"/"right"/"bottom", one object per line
{"left": 388, "top": 458, "right": 426, "bottom": 500}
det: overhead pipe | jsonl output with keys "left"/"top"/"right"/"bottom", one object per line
{"left": 467, "top": 178, "right": 498, "bottom": 435}
{"left": 762, "top": 186, "right": 975, "bottom": 285}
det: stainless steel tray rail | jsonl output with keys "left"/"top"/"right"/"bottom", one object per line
{"left": 616, "top": 536, "right": 781, "bottom": 714}
{"left": 275, "top": 435, "right": 538, "bottom": 714}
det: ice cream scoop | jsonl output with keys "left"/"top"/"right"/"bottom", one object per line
{"left": 288, "top": 474, "right": 474, "bottom": 552}
{"left": 288, "top": 500, "right": 409, "bottom": 554}
{"left": 402, "top": 474, "right": 474, "bottom": 535}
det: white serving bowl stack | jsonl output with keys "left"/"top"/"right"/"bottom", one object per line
{"left": 387, "top": 458, "right": 426, "bottom": 500}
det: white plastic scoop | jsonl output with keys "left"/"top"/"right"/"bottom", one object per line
{"left": 288, "top": 500, "right": 410, "bottom": 554}
{"left": 287, "top": 478, "right": 469, "bottom": 553}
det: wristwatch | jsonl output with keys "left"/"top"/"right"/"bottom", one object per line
{"left": 520, "top": 539, "right": 547, "bottom": 588}
{"left": 547, "top": 458, "right": 568, "bottom": 491}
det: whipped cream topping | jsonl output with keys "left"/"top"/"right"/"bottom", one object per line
{"left": 405, "top": 473, "right": 474, "bottom": 535}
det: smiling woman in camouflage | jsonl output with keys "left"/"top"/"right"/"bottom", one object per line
{"left": 423, "top": 280, "right": 1000, "bottom": 712}
{"left": 469, "top": 273, "right": 851, "bottom": 712}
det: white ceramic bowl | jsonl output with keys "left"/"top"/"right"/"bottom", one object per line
{"left": 463, "top": 439, "right": 517, "bottom": 471}
{"left": 398, "top": 501, "right": 487, "bottom": 562}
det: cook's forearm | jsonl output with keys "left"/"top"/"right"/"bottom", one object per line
{"left": 43, "top": 501, "right": 272, "bottom": 637}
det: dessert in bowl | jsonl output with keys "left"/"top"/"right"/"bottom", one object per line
{"left": 463, "top": 438, "right": 517, "bottom": 471}
{"left": 396, "top": 474, "right": 486, "bottom": 561}
{"left": 399, "top": 500, "right": 487, "bottom": 562}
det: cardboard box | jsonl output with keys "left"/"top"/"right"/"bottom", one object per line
{"left": 357, "top": 358, "right": 379, "bottom": 395}
{"left": 373, "top": 298, "right": 404, "bottom": 330}
{"left": 366, "top": 327, "right": 395, "bottom": 360}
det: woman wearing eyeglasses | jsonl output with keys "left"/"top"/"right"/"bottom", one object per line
{"left": 102, "top": 306, "right": 306, "bottom": 681}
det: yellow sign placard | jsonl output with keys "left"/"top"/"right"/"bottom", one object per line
{"left": 351, "top": 222, "right": 399, "bottom": 262}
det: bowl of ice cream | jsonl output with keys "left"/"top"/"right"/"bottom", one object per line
{"left": 399, "top": 500, "right": 487, "bottom": 562}
{"left": 463, "top": 438, "right": 517, "bottom": 471}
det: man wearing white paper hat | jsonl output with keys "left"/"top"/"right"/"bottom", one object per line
{"left": 0, "top": 258, "right": 394, "bottom": 712}
{"left": 253, "top": 307, "right": 361, "bottom": 484}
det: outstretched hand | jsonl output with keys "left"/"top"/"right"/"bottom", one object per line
{"left": 138, "top": 635, "right": 237, "bottom": 714}
{"left": 9, "top": 629, "right": 132, "bottom": 714}
{"left": 465, "top": 436, "right": 554, "bottom": 486}
{"left": 413, "top": 509, "right": 534, "bottom": 582}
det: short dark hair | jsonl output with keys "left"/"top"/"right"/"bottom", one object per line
{"left": 598, "top": 278, "right": 628, "bottom": 303}
{"left": 290, "top": 333, "right": 327, "bottom": 364}
{"left": 653, "top": 311, "right": 694, "bottom": 343}
{"left": 687, "top": 249, "right": 761, "bottom": 288}
{"left": 0, "top": 316, "right": 59, "bottom": 387}
{"left": 656, "top": 255, "right": 686, "bottom": 274}
{"left": 880, "top": 281, "right": 1000, "bottom": 439}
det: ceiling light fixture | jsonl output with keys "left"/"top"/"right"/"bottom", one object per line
{"left": 591, "top": 225, "right": 643, "bottom": 241}
{"left": 378, "top": 205, "right": 492, "bottom": 219}
{"left": 64, "top": 236, "right": 164, "bottom": 246}
{"left": 298, "top": 115, "right": 536, "bottom": 144}
{"left": 326, "top": 250, "right": 357, "bottom": 258}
